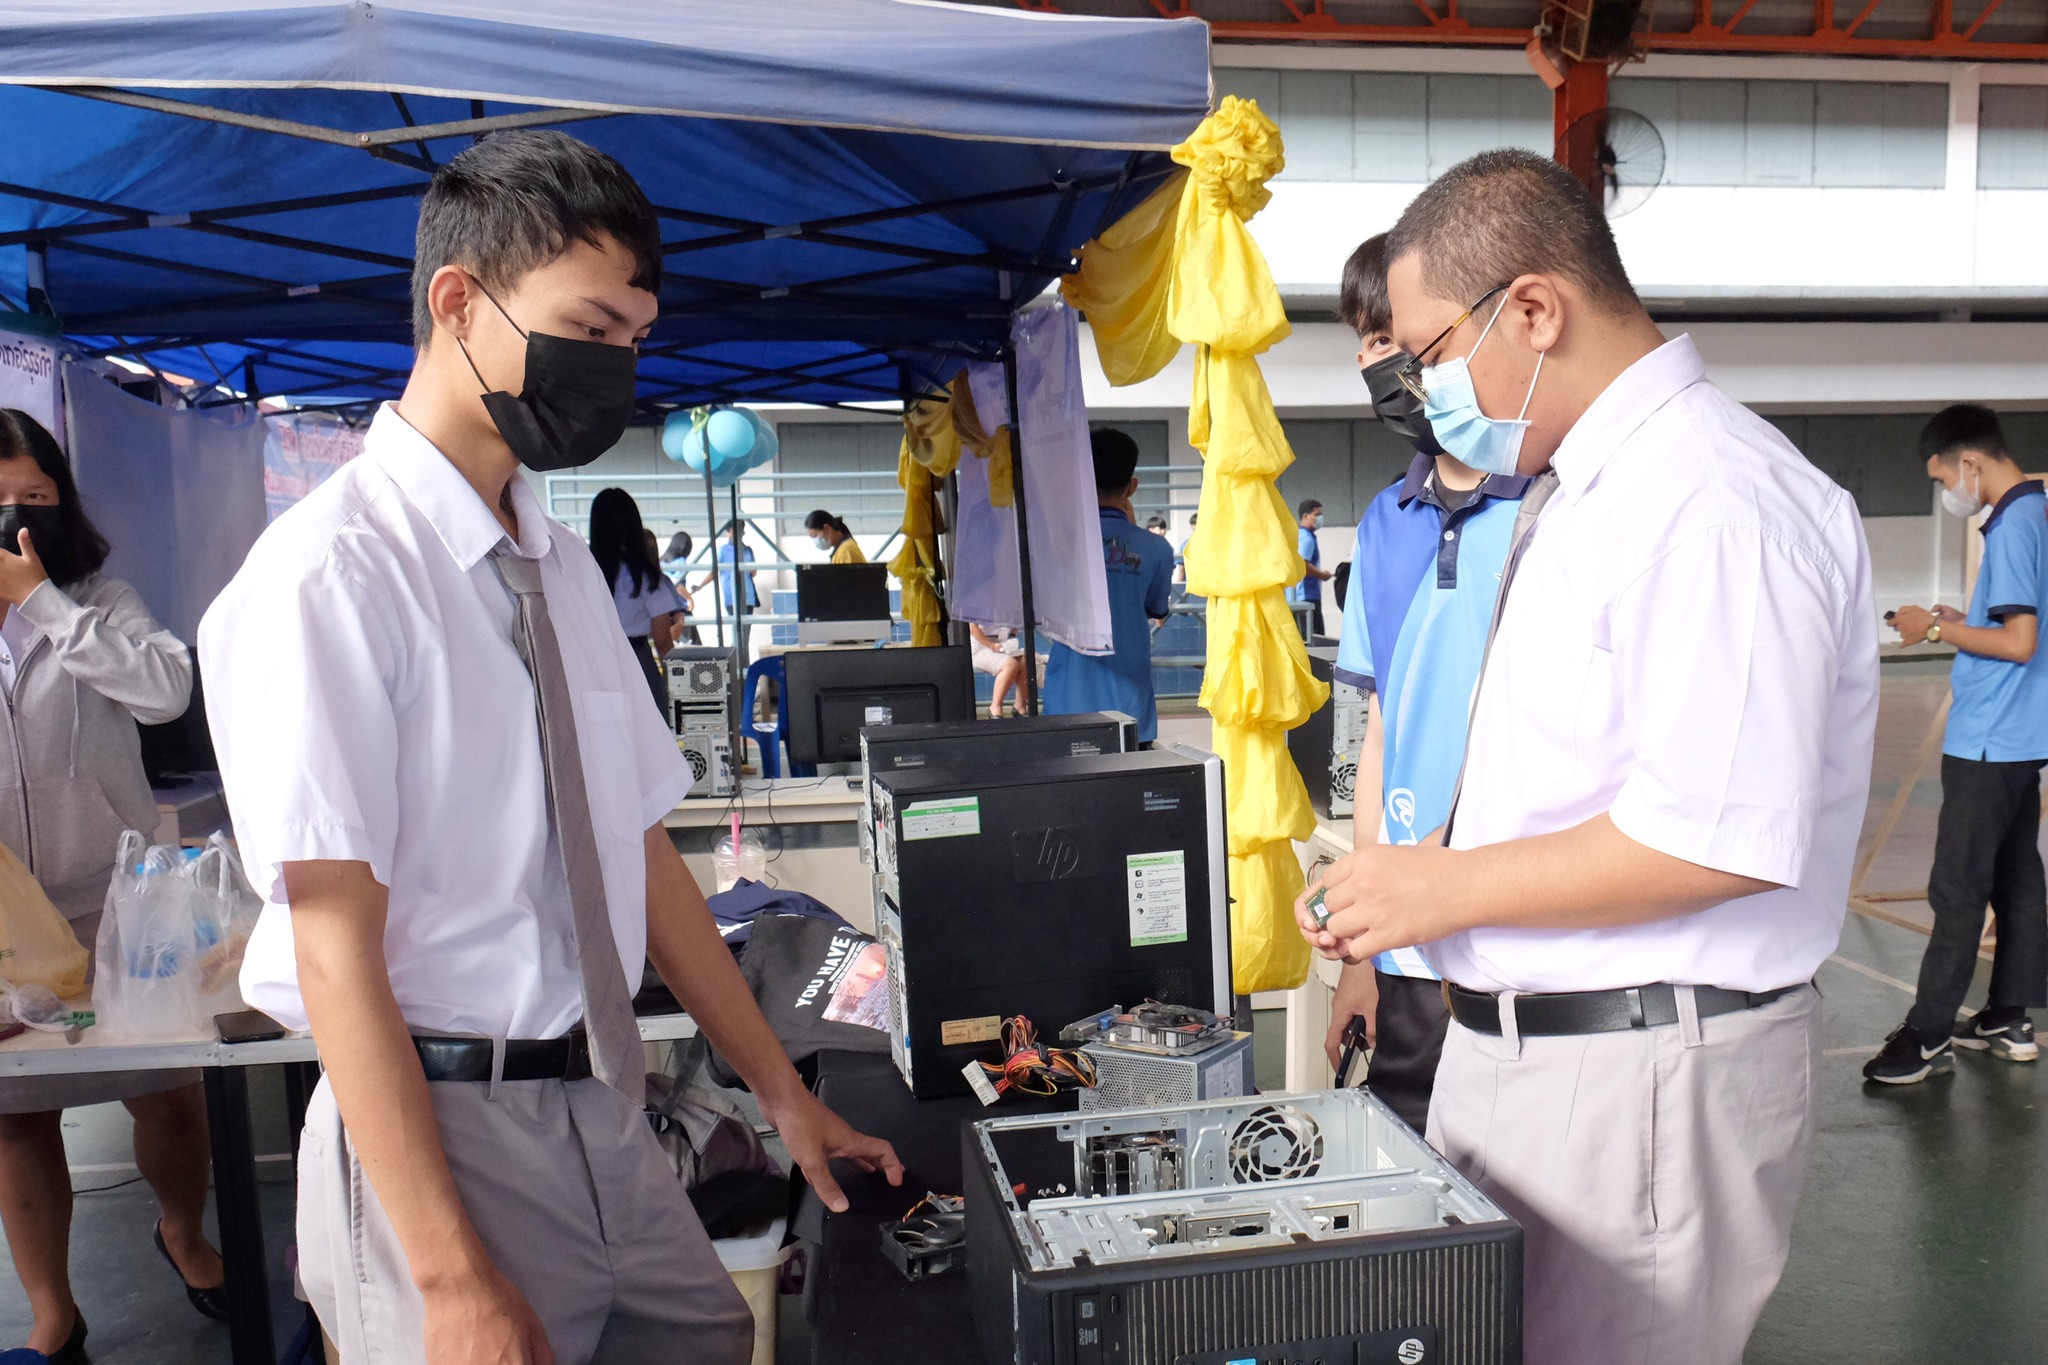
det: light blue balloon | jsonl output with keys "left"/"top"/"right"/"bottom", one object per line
{"left": 660, "top": 410, "right": 695, "bottom": 463}
{"left": 744, "top": 409, "right": 778, "bottom": 468}
{"left": 674, "top": 426, "right": 708, "bottom": 474}
{"left": 706, "top": 409, "right": 756, "bottom": 462}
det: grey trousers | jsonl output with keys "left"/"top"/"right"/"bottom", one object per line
{"left": 298, "top": 1074, "right": 753, "bottom": 1365}
{"left": 1427, "top": 984, "right": 1820, "bottom": 1365}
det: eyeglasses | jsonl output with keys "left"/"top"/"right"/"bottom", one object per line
{"left": 1396, "top": 282, "right": 1512, "bottom": 402}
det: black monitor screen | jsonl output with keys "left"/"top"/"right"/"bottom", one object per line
{"left": 796, "top": 564, "right": 890, "bottom": 622}
{"left": 785, "top": 645, "right": 974, "bottom": 765}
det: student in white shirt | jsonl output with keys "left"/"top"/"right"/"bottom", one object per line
{"left": 201, "top": 131, "right": 900, "bottom": 1365}
{"left": 588, "top": 487, "right": 670, "bottom": 708}
{"left": 1298, "top": 150, "right": 1877, "bottom": 1365}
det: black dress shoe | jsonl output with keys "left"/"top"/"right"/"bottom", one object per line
{"left": 0, "top": 1308, "right": 87, "bottom": 1364}
{"left": 153, "top": 1222, "right": 230, "bottom": 1322}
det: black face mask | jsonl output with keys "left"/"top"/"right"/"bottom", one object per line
{"left": 0, "top": 503, "right": 64, "bottom": 565}
{"left": 1362, "top": 352, "right": 1444, "bottom": 458}
{"left": 459, "top": 289, "right": 640, "bottom": 473}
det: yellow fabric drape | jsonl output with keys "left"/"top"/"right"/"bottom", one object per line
{"left": 949, "top": 372, "right": 1013, "bottom": 508}
{"left": 892, "top": 394, "right": 961, "bottom": 647}
{"left": 1065, "top": 95, "right": 1326, "bottom": 994}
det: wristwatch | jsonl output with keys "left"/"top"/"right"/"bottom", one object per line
{"left": 1926, "top": 622, "right": 1943, "bottom": 644}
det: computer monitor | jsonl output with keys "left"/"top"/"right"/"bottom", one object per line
{"left": 795, "top": 563, "right": 892, "bottom": 645}
{"left": 784, "top": 645, "right": 974, "bottom": 766}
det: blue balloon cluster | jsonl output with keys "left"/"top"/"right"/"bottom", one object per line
{"left": 661, "top": 406, "right": 779, "bottom": 488}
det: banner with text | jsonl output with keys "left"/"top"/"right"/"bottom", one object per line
{"left": 0, "top": 330, "right": 63, "bottom": 449}
{"left": 263, "top": 413, "right": 365, "bottom": 522}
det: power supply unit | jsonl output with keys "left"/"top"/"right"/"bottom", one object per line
{"left": 967, "top": 1089, "right": 1522, "bottom": 1365}
{"left": 1078, "top": 1032, "right": 1253, "bottom": 1112}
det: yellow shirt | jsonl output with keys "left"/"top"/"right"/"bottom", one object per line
{"left": 831, "top": 538, "right": 867, "bottom": 565}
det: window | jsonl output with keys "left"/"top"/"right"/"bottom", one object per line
{"left": 1611, "top": 78, "right": 1947, "bottom": 188}
{"left": 1275, "top": 418, "right": 1416, "bottom": 525}
{"left": 1980, "top": 86, "right": 2048, "bottom": 189}
{"left": 1213, "top": 67, "right": 1948, "bottom": 189}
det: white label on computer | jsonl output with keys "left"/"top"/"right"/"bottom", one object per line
{"left": 1127, "top": 851, "right": 1189, "bottom": 946}
{"left": 901, "top": 796, "right": 980, "bottom": 841}
{"left": 865, "top": 704, "right": 893, "bottom": 726}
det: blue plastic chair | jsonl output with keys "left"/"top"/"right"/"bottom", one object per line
{"left": 742, "top": 655, "right": 814, "bottom": 778}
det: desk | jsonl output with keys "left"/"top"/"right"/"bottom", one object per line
{"left": 667, "top": 777, "right": 875, "bottom": 933}
{"left": 0, "top": 1012, "right": 699, "bottom": 1365}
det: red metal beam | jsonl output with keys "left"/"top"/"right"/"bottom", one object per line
{"left": 1721, "top": 0, "right": 1763, "bottom": 31}
{"left": 1960, "top": 0, "right": 2008, "bottom": 40}
{"left": 1190, "top": 17, "right": 2048, "bottom": 59}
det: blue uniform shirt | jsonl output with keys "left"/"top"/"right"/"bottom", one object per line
{"left": 1335, "top": 454, "right": 1529, "bottom": 979}
{"left": 716, "top": 541, "right": 758, "bottom": 612}
{"left": 1044, "top": 507, "right": 1174, "bottom": 742}
{"left": 1294, "top": 524, "right": 1323, "bottom": 603}
{"left": 1945, "top": 480, "right": 2048, "bottom": 763}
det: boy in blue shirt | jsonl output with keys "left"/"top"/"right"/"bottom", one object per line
{"left": 1868, "top": 404, "right": 2048, "bottom": 1084}
{"left": 1290, "top": 499, "right": 1334, "bottom": 636}
{"left": 1043, "top": 428, "right": 1175, "bottom": 742}
{"left": 1318, "top": 234, "right": 1530, "bottom": 1132}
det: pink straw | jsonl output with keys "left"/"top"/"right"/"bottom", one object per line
{"left": 730, "top": 811, "right": 742, "bottom": 853}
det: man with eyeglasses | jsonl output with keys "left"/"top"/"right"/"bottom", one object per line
{"left": 1297, "top": 150, "right": 1877, "bottom": 1365}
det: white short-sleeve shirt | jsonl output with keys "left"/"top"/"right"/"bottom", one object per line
{"left": 1431, "top": 336, "right": 1879, "bottom": 994}
{"left": 199, "top": 406, "right": 693, "bottom": 1038}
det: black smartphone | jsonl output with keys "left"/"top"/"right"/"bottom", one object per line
{"left": 215, "top": 1009, "right": 286, "bottom": 1045}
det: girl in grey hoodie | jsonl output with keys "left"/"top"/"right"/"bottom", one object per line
{"left": 0, "top": 408, "right": 224, "bottom": 1362}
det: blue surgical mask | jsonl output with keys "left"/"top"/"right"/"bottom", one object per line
{"left": 1418, "top": 294, "right": 1545, "bottom": 478}
{"left": 810, "top": 535, "right": 832, "bottom": 553}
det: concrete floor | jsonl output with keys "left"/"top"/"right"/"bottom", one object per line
{"left": 3, "top": 662, "right": 2042, "bottom": 1363}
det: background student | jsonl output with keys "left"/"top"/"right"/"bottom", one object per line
{"left": 0, "top": 409, "right": 223, "bottom": 1362}
{"left": 1289, "top": 498, "right": 1334, "bottom": 636}
{"left": 587, "top": 486, "right": 670, "bottom": 708}
{"left": 803, "top": 509, "right": 866, "bottom": 564}
{"left": 1869, "top": 404, "right": 2047, "bottom": 1083}
{"left": 1319, "top": 235, "right": 1529, "bottom": 1134}
{"left": 1041, "top": 428, "right": 1174, "bottom": 744}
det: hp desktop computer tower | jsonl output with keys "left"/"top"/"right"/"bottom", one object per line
{"left": 870, "top": 746, "right": 1230, "bottom": 1099}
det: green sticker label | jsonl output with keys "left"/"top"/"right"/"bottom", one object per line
{"left": 902, "top": 796, "right": 980, "bottom": 841}
{"left": 1127, "top": 851, "right": 1189, "bottom": 947}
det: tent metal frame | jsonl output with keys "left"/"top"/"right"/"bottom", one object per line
{"left": 0, "top": 83, "right": 1165, "bottom": 400}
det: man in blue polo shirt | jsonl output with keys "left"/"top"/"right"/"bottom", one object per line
{"left": 1868, "top": 404, "right": 2048, "bottom": 1084}
{"left": 1043, "top": 427, "right": 1174, "bottom": 743}
{"left": 1318, "top": 234, "right": 1529, "bottom": 1132}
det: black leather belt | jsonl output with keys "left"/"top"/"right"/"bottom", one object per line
{"left": 1443, "top": 982, "right": 1803, "bottom": 1037}
{"left": 411, "top": 1029, "right": 592, "bottom": 1083}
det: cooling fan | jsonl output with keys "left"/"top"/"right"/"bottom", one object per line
{"left": 1555, "top": 106, "right": 1665, "bottom": 217}
{"left": 684, "top": 661, "right": 725, "bottom": 696}
{"left": 1330, "top": 760, "right": 1357, "bottom": 804}
{"left": 1228, "top": 1104, "right": 1324, "bottom": 1183}
{"left": 682, "top": 748, "right": 710, "bottom": 784}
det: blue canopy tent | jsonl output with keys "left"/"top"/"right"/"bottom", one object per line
{"left": 0, "top": 0, "right": 1211, "bottom": 410}
{"left": 0, "top": 16, "right": 1215, "bottom": 1351}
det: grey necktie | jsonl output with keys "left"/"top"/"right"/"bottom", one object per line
{"left": 1441, "top": 469, "right": 1561, "bottom": 847}
{"left": 489, "top": 544, "right": 643, "bottom": 1096}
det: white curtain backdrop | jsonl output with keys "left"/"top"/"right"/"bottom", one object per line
{"left": 950, "top": 302, "right": 1113, "bottom": 653}
{"left": 64, "top": 364, "right": 266, "bottom": 643}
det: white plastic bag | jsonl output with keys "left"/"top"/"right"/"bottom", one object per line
{"left": 188, "top": 833, "right": 259, "bottom": 1011}
{"left": 93, "top": 832, "right": 208, "bottom": 1039}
